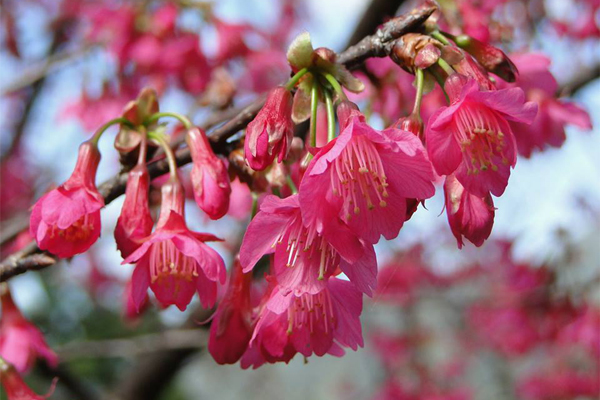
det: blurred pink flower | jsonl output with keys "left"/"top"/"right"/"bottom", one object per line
{"left": 0, "top": 290, "right": 58, "bottom": 374}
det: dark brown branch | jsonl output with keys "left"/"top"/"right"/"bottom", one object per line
{"left": 337, "top": 2, "right": 437, "bottom": 69}
{"left": 345, "top": 0, "right": 407, "bottom": 47}
{"left": 0, "top": 2, "right": 437, "bottom": 282}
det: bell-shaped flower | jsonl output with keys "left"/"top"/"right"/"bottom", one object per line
{"left": 208, "top": 256, "right": 254, "bottom": 364}
{"left": 425, "top": 75, "right": 537, "bottom": 197}
{"left": 30, "top": 141, "right": 104, "bottom": 258}
{"left": 300, "top": 102, "right": 436, "bottom": 245}
{"left": 187, "top": 127, "right": 231, "bottom": 220}
{"left": 504, "top": 53, "right": 592, "bottom": 158}
{"left": 114, "top": 164, "right": 154, "bottom": 258}
{"left": 240, "top": 194, "right": 377, "bottom": 296}
{"left": 123, "top": 178, "right": 226, "bottom": 311}
{"left": 443, "top": 174, "right": 495, "bottom": 248}
{"left": 244, "top": 87, "right": 294, "bottom": 171}
{"left": 0, "top": 289, "right": 58, "bottom": 374}
{"left": 240, "top": 276, "right": 363, "bottom": 369}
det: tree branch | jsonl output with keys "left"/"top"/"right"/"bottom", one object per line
{"left": 0, "top": 2, "right": 437, "bottom": 282}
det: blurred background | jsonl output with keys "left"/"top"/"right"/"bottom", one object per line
{"left": 0, "top": 0, "right": 598, "bottom": 399}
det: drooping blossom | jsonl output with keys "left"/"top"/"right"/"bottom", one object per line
{"left": 244, "top": 86, "right": 294, "bottom": 171}
{"left": 425, "top": 74, "right": 537, "bottom": 197}
{"left": 241, "top": 276, "right": 363, "bottom": 368}
{"left": 443, "top": 174, "right": 495, "bottom": 248}
{"left": 187, "top": 127, "right": 231, "bottom": 220}
{"left": 240, "top": 194, "right": 377, "bottom": 296}
{"left": 0, "top": 359, "right": 54, "bottom": 400}
{"left": 29, "top": 141, "right": 104, "bottom": 258}
{"left": 123, "top": 178, "right": 226, "bottom": 311}
{"left": 114, "top": 164, "right": 153, "bottom": 258}
{"left": 208, "top": 257, "right": 254, "bottom": 364}
{"left": 0, "top": 289, "right": 58, "bottom": 374}
{"left": 300, "top": 102, "right": 435, "bottom": 245}
{"left": 504, "top": 53, "right": 592, "bottom": 158}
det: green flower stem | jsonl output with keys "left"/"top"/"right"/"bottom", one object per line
{"left": 251, "top": 192, "right": 259, "bottom": 218}
{"left": 437, "top": 58, "right": 455, "bottom": 76}
{"left": 145, "top": 112, "right": 193, "bottom": 130}
{"left": 284, "top": 67, "right": 309, "bottom": 91}
{"left": 148, "top": 132, "right": 178, "bottom": 180}
{"left": 430, "top": 69, "right": 450, "bottom": 104}
{"left": 322, "top": 72, "right": 347, "bottom": 100}
{"left": 310, "top": 79, "right": 319, "bottom": 147}
{"left": 137, "top": 127, "right": 148, "bottom": 166}
{"left": 431, "top": 30, "right": 451, "bottom": 46}
{"left": 324, "top": 89, "right": 336, "bottom": 142}
{"left": 412, "top": 68, "right": 425, "bottom": 116}
{"left": 286, "top": 174, "right": 298, "bottom": 194}
{"left": 90, "top": 117, "right": 132, "bottom": 146}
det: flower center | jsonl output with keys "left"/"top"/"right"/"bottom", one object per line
{"left": 453, "top": 103, "right": 508, "bottom": 174}
{"left": 149, "top": 240, "right": 199, "bottom": 283}
{"left": 286, "top": 290, "right": 335, "bottom": 335}
{"left": 50, "top": 214, "right": 94, "bottom": 242}
{"left": 273, "top": 217, "right": 337, "bottom": 280}
{"left": 329, "top": 135, "right": 389, "bottom": 221}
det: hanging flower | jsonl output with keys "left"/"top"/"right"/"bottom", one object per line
{"left": 123, "top": 178, "right": 226, "bottom": 311}
{"left": 29, "top": 141, "right": 104, "bottom": 258}
{"left": 425, "top": 74, "right": 537, "bottom": 197}
{"left": 300, "top": 102, "right": 435, "bottom": 244}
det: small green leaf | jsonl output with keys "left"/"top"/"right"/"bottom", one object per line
{"left": 287, "top": 32, "right": 314, "bottom": 70}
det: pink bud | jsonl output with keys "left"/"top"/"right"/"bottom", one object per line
{"left": 187, "top": 127, "right": 231, "bottom": 220}
{"left": 444, "top": 174, "right": 495, "bottom": 248}
{"left": 29, "top": 141, "right": 104, "bottom": 258}
{"left": 114, "top": 164, "right": 154, "bottom": 258}
{"left": 208, "top": 257, "right": 253, "bottom": 364}
{"left": 244, "top": 87, "right": 294, "bottom": 171}
{"left": 455, "top": 34, "right": 518, "bottom": 82}
{"left": 414, "top": 43, "right": 441, "bottom": 69}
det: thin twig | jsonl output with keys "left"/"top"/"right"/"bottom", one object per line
{"left": 58, "top": 329, "right": 208, "bottom": 360}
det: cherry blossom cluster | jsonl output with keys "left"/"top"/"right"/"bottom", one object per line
{"left": 0, "top": 0, "right": 596, "bottom": 396}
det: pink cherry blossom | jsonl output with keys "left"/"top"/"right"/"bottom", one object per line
{"left": 187, "top": 127, "right": 231, "bottom": 220}
{"left": 240, "top": 194, "right": 377, "bottom": 296}
{"left": 123, "top": 178, "right": 226, "bottom": 311}
{"left": 425, "top": 74, "right": 537, "bottom": 197}
{"left": 241, "top": 276, "right": 363, "bottom": 368}
{"left": 244, "top": 86, "right": 294, "bottom": 171}
{"left": 208, "top": 257, "right": 254, "bottom": 364}
{"left": 300, "top": 103, "right": 435, "bottom": 244}
{"left": 504, "top": 53, "right": 592, "bottom": 158}
{"left": 0, "top": 289, "right": 58, "bottom": 374}
{"left": 443, "top": 174, "right": 495, "bottom": 248}
{"left": 29, "top": 141, "right": 104, "bottom": 258}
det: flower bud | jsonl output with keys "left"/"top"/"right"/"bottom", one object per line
{"left": 115, "top": 164, "right": 154, "bottom": 258}
{"left": 187, "top": 127, "right": 231, "bottom": 220}
{"left": 454, "top": 34, "right": 518, "bottom": 82}
{"left": 444, "top": 174, "right": 495, "bottom": 248}
{"left": 244, "top": 87, "right": 294, "bottom": 171}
